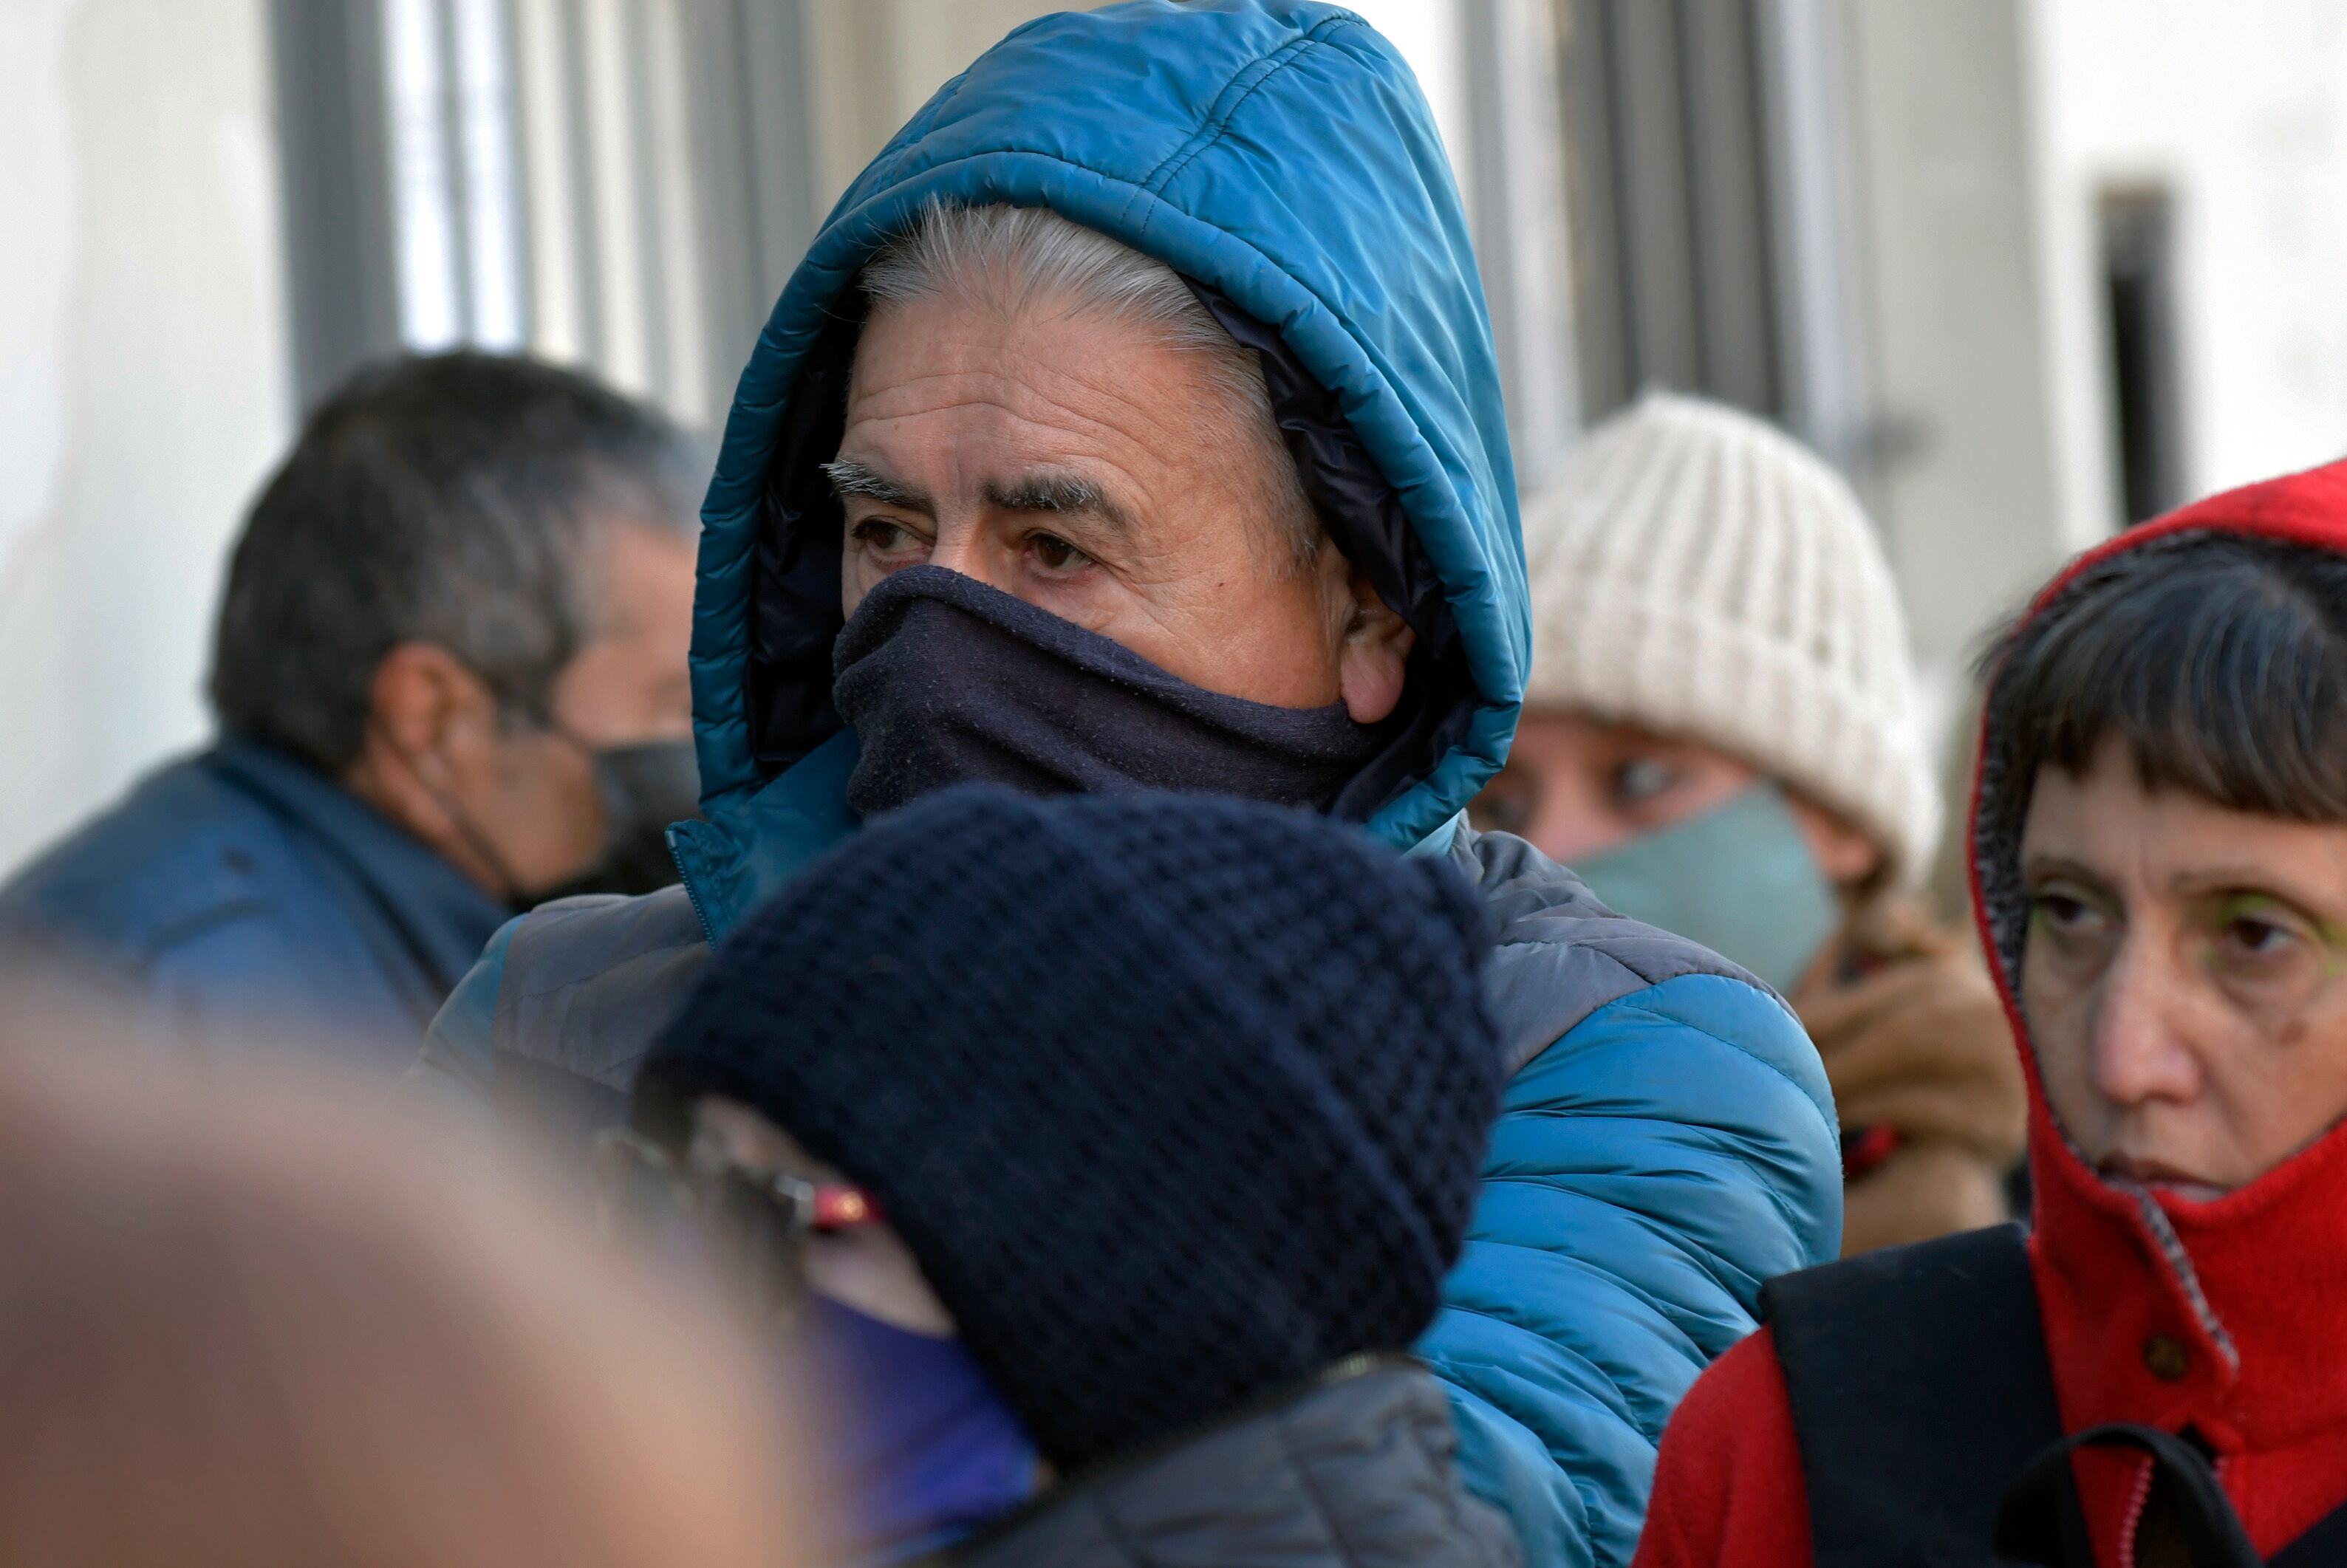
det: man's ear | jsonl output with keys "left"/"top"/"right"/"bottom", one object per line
{"left": 344, "top": 643, "right": 496, "bottom": 838}
{"left": 368, "top": 643, "right": 488, "bottom": 767}
{"left": 1336, "top": 564, "right": 1414, "bottom": 724}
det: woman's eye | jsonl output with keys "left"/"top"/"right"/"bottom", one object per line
{"left": 2226, "top": 917, "right": 2291, "bottom": 954}
{"left": 2035, "top": 891, "right": 2093, "bottom": 929}
{"left": 2203, "top": 895, "right": 2329, "bottom": 1013}
{"left": 1612, "top": 757, "right": 1681, "bottom": 808}
{"left": 1028, "top": 533, "right": 1094, "bottom": 573}
{"left": 1470, "top": 772, "right": 1536, "bottom": 836}
{"left": 2211, "top": 898, "right": 2308, "bottom": 965}
{"left": 2029, "top": 886, "right": 2117, "bottom": 954}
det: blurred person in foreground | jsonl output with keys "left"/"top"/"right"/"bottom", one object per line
{"left": 0, "top": 352, "right": 703, "bottom": 1067}
{"left": 0, "top": 994, "right": 802, "bottom": 1567}
{"left": 617, "top": 785, "right": 1518, "bottom": 1566}
{"left": 414, "top": 6, "right": 1839, "bottom": 1562}
{"left": 1475, "top": 393, "right": 2024, "bottom": 1255}
{"left": 1635, "top": 460, "right": 2347, "bottom": 1567}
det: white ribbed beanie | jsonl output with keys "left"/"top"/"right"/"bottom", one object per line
{"left": 1520, "top": 391, "right": 1939, "bottom": 884}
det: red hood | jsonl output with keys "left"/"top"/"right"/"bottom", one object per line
{"left": 1969, "top": 456, "right": 2347, "bottom": 1548}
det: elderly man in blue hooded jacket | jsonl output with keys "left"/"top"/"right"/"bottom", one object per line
{"left": 417, "top": 4, "right": 1839, "bottom": 1562}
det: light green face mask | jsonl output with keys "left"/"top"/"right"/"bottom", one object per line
{"left": 1568, "top": 782, "right": 1842, "bottom": 995}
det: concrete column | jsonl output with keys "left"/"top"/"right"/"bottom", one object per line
{"left": 1834, "top": 0, "right": 2077, "bottom": 695}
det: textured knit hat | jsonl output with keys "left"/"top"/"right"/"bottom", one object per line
{"left": 1520, "top": 391, "right": 1939, "bottom": 883}
{"left": 638, "top": 786, "right": 1503, "bottom": 1472}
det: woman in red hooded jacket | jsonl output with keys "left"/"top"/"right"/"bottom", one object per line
{"left": 1633, "top": 459, "right": 2347, "bottom": 1568}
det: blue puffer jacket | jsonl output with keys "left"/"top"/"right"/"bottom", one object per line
{"left": 416, "top": 5, "right": 1840, "bottom": 1563}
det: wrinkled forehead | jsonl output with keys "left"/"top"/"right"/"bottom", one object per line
{"left": 841, "top": 292, "right": 1243, "bottom": 445}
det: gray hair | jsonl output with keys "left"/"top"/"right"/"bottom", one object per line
{"left": 209, "top": 352, "right": 704, "bottom": 770}
{"left": 858, "top": 202, "right": 1321, "bottom": 566}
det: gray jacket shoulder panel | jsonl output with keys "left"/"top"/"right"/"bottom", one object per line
{"left": 450, "top": 827, "right": 1786, "bottom": 1140}
{"left": 493, "top": 885, "right": 711, "bottom": 1093}
{"left": 951, "top": 1361, "right": 1518, "bottom": 1568}
{"left": 1450, "top": 826, "right": 1782, "bottom": 1072}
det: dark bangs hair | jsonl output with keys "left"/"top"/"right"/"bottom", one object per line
{"left": 1977, "top": 531, "right": 2347, "bottom": 862}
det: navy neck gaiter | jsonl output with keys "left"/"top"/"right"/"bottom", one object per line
{"left": 832, "top": 566, "right": 1390, "bottom": 820}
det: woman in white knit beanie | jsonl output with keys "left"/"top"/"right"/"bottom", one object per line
{"left": 1476, "top": 391, "right": 2022, "bottom": 1256}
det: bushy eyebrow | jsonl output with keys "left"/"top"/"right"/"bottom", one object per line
{"left": 822, "top": 458, "right": 929, "bottom": 513}
{"left": 983, "top": 472, "right": 1131, "bottom": 532}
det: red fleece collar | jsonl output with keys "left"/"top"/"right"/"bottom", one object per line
{"left": 1966, "top": 456, "right": 2347, "bottom": 1465}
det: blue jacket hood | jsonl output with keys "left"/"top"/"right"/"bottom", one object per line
{"left": 689, "top": 0, "right": 1528, "bottom": 849}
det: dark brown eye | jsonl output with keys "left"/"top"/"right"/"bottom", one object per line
{"left": 2221, "top": 914, "right": 2292, "bottom": 956}
{"left": 852, "top": 518, "right": 915, "bottom": 552}
{"left": 1030, "top": 533, "right": 1092, "bottom": 572}
{"left": 2035, "top": 892, "right": 2092, "bottom": 929}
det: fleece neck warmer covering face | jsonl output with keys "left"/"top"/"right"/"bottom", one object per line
{"left": 831, "top": 566, "right": 1390, "bottom": 820}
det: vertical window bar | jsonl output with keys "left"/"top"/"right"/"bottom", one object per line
{"left": 428, "top": 0, "right": 480, "bottom": 342}
{"left": 623, "top": 0, "right": 675, "bottom": 409}
{"left": 383, "top": 0, "right": 463, "bottom": 347}
{"left": 450, "top": 0, "right": 529, "bottom": 348}
{"left": 511, "top": 0, "right": 586, "bottom": 362}
{"left": 2100, "top": 186, "right": 2184, "bottom": 525}
{"left": 557, "top": 0, "right": 609, "bottom": 366}
{"left": 1557, "top": 0, "right": 1633, "bottom": 420}
{"left": 641, "top": 0, "right": 710, "bottom": 425}
{"left": 579, "top": 0, "right": 650, "bottom": 394}
{"left": 1755, "top": 0, "right": 1871, "bottom": 469}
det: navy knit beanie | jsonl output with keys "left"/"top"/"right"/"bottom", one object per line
{"left": 639, "top": 785, "right": 1503, "bottom": 1471}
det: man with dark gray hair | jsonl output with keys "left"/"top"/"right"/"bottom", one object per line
{"left": 0, "top": 352, "right": 705, "bottom": 1067}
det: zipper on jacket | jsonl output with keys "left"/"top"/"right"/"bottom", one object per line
{"left": 666, "top": 823, "right": 721, "bottom": 948}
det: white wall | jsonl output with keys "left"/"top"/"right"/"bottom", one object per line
{"left": 0, "top": 0, "right": 293, "bottom": 874}
{"left": 2031, "top": 0, "right": 2347, "bottom": 506}
{"left": 1834, "top": 0, "right": 2076, "bottom": 698}
{"left": 1831, "top": 0, "right": 2347, "bottom": 708}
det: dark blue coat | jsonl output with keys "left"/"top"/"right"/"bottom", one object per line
{"left": 0, "top": 739, "right": 510, "bottom": 1066}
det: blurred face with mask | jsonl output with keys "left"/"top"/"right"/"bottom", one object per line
{"left": 211, "top": 352, "right": 710, "bottom": 913}
{"left": 1477, "top": 394, "right": 1936, "bottom": 997}
{"left": 1473, "top": 713, "right": 1881, "bottom": 994}
{"left": 0, "top": 353, "right": 709, "bottom": 1069}
{"left": 1485, "top": 394, "right": 2023, "bottom": 1257}
{"left": 348, "top": 518, "right": 701, "bottom": 905}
